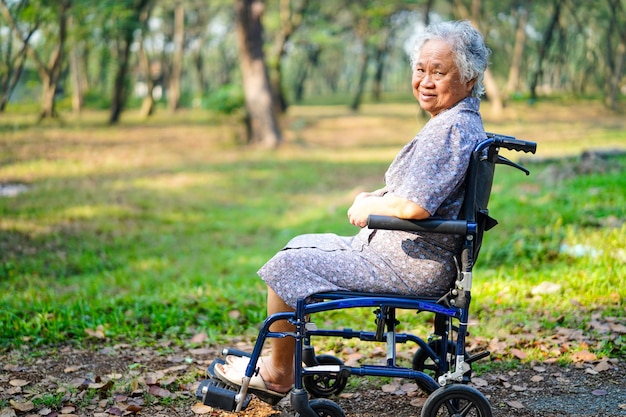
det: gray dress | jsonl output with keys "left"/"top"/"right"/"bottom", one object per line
{"left": 259, "top": 97, "right": 486, "bottom": 308}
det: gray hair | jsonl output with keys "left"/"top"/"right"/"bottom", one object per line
{"left": 410, "top": 20, "right": 491, "bottom": 98}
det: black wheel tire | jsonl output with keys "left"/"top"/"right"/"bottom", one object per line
{"left": 421, "top": 385, "right": 492, "bottom": 417}
{"left": 412, "top": 340, "right": 471, "bottom": 380}
{"left": 302, "top": 354, "right": 349, "bottom": 398}
{"left": 295, "top": 398, "right": 345, "bottom": 417}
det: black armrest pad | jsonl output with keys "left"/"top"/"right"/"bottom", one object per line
{"left": 367, "top": 215, "right": 468, "bottom": 235}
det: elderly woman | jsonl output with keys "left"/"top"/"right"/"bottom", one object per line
{"left": 215, "top": 20, "right": 491, "bottom": 403}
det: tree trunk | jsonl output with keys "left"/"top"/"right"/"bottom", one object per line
{"left": 138, "top": 36, "right": 155, "bottom": 119}
{"left": 372, "top": 47, "right": 385, "bottom": 102}
{"left": 350, "top": 49, "right": 370, "bottom": 111}
{"left": 529, "top": 0, "right": 562, "bottom": 102}
{"left": 505, "top": 3, "right": 529, "bottom": 96}
{"left": 234, "top": 0, "right": 282, "bottom": 148}
{"left": 68, "top": 15, "right": 85, "bottom": 114}
{"left": 109, "top": 28, "right": 134, "bottom": 124}
{"left": 110, "top": 0, "right": 153, "bottom": 124}
{"left": 168, "top": 1, "right": 184, "bottom": 113}
{"left": 138, "top": 3, "right": 155, "bottom": 119}
{"left": 38, "top": 1, "right": 69, "bottom": 120}
{"left": 604, "top": 0, "right": 625, "bottom": 111}
{"left": 268, "top": 0, "right": 307, "bottom": 114}
{"left": 0, "top": 26, "right": 32, "bottom": 113}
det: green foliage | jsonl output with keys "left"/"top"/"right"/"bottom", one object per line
{"left": 32, "top": 392, "right": 66, "bottom": 410}
{"left": 202, "top": 84, "right": 245, "bottom": 114}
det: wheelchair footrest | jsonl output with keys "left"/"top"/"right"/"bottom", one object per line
{"left": 196, "top": 378, "right": 252, "bottom": 411}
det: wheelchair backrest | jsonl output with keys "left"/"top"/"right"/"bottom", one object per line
{"left": 459, "top": 136, "right": 500, "bottom": 262}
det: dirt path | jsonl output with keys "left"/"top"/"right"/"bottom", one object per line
{"left": 1, "top": 344, "right": 624, "bottom": 417}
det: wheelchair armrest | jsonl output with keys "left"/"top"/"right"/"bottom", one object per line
{"left": 367, "top": 215, "right": 469, "bottom": 235}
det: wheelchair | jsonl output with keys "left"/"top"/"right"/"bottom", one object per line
{"left": 196, "top": 133, "right": 537, "bottom": 417}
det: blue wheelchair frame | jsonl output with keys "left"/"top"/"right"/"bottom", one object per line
{"left": 199, "top": 133, "right": 537, "bottom": 417}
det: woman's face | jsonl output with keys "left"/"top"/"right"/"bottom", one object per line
{"left": 412, "top": 39, "right": 475, "bottom": 117}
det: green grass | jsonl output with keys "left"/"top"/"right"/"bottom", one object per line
{"left": 0, "top": 101, "right": 624, "bottom": 364}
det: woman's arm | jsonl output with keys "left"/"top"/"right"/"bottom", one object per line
{"left": 347, "top": 193, "right": 430, "bottom": 228}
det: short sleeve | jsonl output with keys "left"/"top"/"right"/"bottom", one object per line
{"left": 383, "top": 99, "right": 484, "bottom": 217}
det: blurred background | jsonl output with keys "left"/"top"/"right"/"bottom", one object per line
{"left": 1, "top": 0, "right": 624, "bottom": 145}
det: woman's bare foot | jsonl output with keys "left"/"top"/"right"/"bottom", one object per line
{"left": 257, "top": 356, "right": 293, "bottom": 393}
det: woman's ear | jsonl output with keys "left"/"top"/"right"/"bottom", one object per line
{"left": 466, "top": 78, "right": 477, "bottom": 94}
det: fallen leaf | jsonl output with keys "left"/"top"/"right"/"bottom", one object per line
{"left": 531, "top": 375, "right": 544, "bottom": 382}
{"left": 8, "top": 379, "right": 29, "bottom": 387}
{"left": 571, "top": 350, "right": 597, "bottom": 363}
{"left": 191, "top": 403, "right": 213, "bottom": 414}
{"left": 410, "top": 397, "right": 427, "bottom": 407}
{"left": 472, "top": 378, "right": 488, "bottom": 387}
{"left": 9, "top": 400, "right": 34, "bottom": 412}
{"left": 400, "top": 383, "right": 418, "bottom": 393}
{"left": 594, "top": 361, "right": 612, "bottom": 372}
{"left": 591, "top": 389, "right": 608, "bottom": 396}
{"left": 188, "top": 348, "right": 212, "bottom": 356}
{"left": 512, "top": 385, "right": 526, "bottom": 392}
{"left": 510, "top": 349, "right": 527, "bottom": 360}
{"left": 381, "top": 383, "right": 398, "bottom": 393}
{"left": 0, "top": 408, "right": 16, "bottom": 417}
{"left": 106, "top": 407, "right": 123, "bottom": 416}
{"left": 85, "top": 325, "right": 106, "bottom": 339}
{"left": 125, "top": 404, "right": 143, "bottom": 413}
{"left": 609, "top": 323, "right": 626, "bottom": 333}
{"left": 190, "top": 333, "right": 208, "bottom": 344}
{"left": 507, "top": 400, "right": 524, "bottom": 409}
{"left": 148, "top": 385, "right": 172, "bottom": 398}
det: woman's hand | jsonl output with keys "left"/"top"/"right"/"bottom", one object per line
{"left": 347, "top": 192, "right": 430, "bottom": 228}
{"left": 347, "top": 197, "right": 372, "bottom": 228}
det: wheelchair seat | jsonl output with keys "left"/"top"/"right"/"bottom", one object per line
{"left": 197, "top": 133, "right": 537, "bottom": 417}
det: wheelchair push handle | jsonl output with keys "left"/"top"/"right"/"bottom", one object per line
{"left": 488, "top": 133, "right": 537, "bottom": 154}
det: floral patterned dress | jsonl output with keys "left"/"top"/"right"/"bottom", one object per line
{"left": 258, "top": 97, "right": 486, "bottom": 308}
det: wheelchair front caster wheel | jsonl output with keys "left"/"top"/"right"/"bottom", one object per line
{"left": 295, "top": 398, "right": 346, "bottom": 417}
{"left": 303, "top": 354, "right": 349, "bottom": 398}
{"left": 421, "top": 385, "right": 492, "bottom": 417}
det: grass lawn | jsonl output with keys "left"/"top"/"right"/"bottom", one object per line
{"left": 0, "top": 100, "right": 624, "bottom": 363}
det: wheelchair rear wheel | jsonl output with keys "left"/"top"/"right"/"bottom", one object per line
{"left": 420, "top": 385, "right": 492, "bottom": 417}
{"left": 295, "top": 398, "right": 346, "bottom": 417}
{"left": 412, "top": 340, "right": 470, "bottom": 380}
{"left": 303, "top": 354, "right": 349, "bottom": 397}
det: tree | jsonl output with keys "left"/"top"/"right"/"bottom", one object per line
{"left": 529, "top": 0, "right": 562, "bottom": 102}
{"left": 267, "top": 0, "right": 309, "bottom": 113}
{"left": 137, "top": 3, "right": 157, "bottom": 119}
{"left": 603, "top": 0, "right": 626, "bottom": 111}
{"left": 0, "top": 1, "right": 36, "bottom": 112}
{"left": 504, "top": 1, "right": 529, "bottom": 97}
{"left": 108, "top": 0, "right": 154, "bottom": 124}
{"left": 234, "top": 0, "right": 282, "bottom": 148}
{"left": 1, "top": 0, "right": 70, "bottom": 120}
{"left": 167, "top": 0, "right": 185, "bottom": 113}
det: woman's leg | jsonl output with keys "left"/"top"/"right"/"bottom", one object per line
{"left": 258, "top": 287, "right": 295, "bottom": 393}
